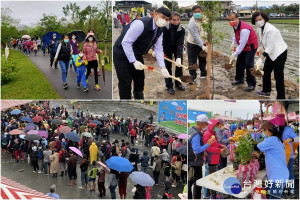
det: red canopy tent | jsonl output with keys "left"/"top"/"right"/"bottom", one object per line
{"left": 1, "top": 101, "right": 32, "bottom": 111}
{"left": 1, "top": 176, "right": 54, "bottom": 199}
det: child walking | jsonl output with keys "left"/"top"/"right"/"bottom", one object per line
{"left": 75, "top": 50, "right": 89, "bottom": 92}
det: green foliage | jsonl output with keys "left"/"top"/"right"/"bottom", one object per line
{"left": 163, "top": 1, "right": 181, "bottom": 12}
{"left": 264, "top": 3, "right": 299, "bottom": 15}
{"left": 40, "top": 14, "right": 62, "bottom": 33}
{"left": 234, "top": 134, "right": 257, "bottom": 165}
{"left": 1, "top": 23, "right": 20, "bottom": 45}
{"left": 1, "top": 55, "right": 19, "bottom": 84}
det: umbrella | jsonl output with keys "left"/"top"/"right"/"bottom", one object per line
{"left": 38, "top": 110, "right": 45, "bottom": 115}
{"left": 21, "top": 117, "right": 32, "bottom": 123}
{"left": 69, "top": 147, "right": 83, "bottom": 157}
{"left": 10, "top": 109, "right": 21, "bottom": 115}
{"left": 67, "top": 30, "right": 86, "bottom": 43}
{"left": 28, "top": 130, "right": 38, "bottom": 135}
{"left": 98, "top": 161, "right": 110, "bottom": 172}
{"left": 90, "top": 120, "right": 102, "bottom": 125}
{"left": 19, "top": 135, "right": 25, "bottom": 139}
{"left": 42, "top": 32, "right": 61, "bottom": 47}
{"left": 59, "top": 126, "right": 72, "bottom": 134}
{"left": 32, "top": 116, "right": 43, "bottom": 122}
{"left": 38, "top": 131, "right": 48, "bottom": 139}
{"left": 129, "top": 171, "right": 155, "bottom": 186}
{"left": 65, "top": 132, "right": 80, "bottom": 142}
{"left": 101, "top": 59, "right": 106, "bottom": 85}
{"left": 52, "top": 119, "right": 63, "bottom": 125}
{"left": 100, "top": 116, "right": 109, "bottom": 121}
{"left": 176, "top": 145, "right": 187, "bottom": 155}
{"left": 106, "top": 156, "right": 133, "bottom": 172}
{"left": 21, "top": 35, "right": 30, "bottom": 40}
{"left": 81, "top": 132, "right": 93, "bottom": 138}
{"left": 9, "top": 129, "right": 24, "bottom": 135}
{"left": 178, "top": 134, "right": 187, "bottom": 140}
{"left": 25, "top": 134, "right": 41, "bottom": 141}
{"left": 25, "top": 123, "right": 37, "bottom": 127}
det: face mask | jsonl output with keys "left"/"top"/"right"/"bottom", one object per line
{"left": 214, "top": 127, "right": 219, "bottom": 132}
{"left": 247, "top": 125, "right": 253, "bottom": 130}
{"left": 156, "top": 17, "right": 167, "bottom": 27}
{"left": 171, "top": 23, "right": 179, "bottom": 29}
{"left": 220, "top": 126, "right": 224, "bottom": 130}
{"left": 193, "top": 13, "right": 202, "bottom": 19}
{"left": 64, "top": 39, "right": 69, "bottom": 43}
{"left": 79, "top": 53, "right": 84, "bottom": 57}
{"left": 53, "top": 36, "right": 56, "bottom": 39}
{"left": 72, "top": 36, "right": 76, "bottom": 39}
{"left": 88, "top": 37, "right": 93, "bottom": 42}
{"left": 202, "top": 126, "right": 207, "bottom": 131}
{"left": 261, "top": 132, "right": 267, "bottom": 138}
{"left": 229, "top": 21, "right": 237, "bottom": 27}
{"left": 255, "top": 20, "right": 265, "bottom": 28}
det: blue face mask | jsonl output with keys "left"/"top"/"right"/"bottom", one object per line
{"left": 214, "top": 127, "right": 219, "bottom": 132}
{"left": 261, "top": 132, "right": 267, "bottom": 138}
{"left": 193, "top": 13, "right": 202, "bottom": 19}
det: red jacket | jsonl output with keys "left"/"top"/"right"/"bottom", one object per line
{"left": 130, "top": 129, "right": 137, "bottom": 137}
{"left": 203, "top": 119, "right": 223, "bottom": 165}
{"left": 234, "top": 20, "right": 258, "bottom": 51}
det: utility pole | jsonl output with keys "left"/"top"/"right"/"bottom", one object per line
{"left": 256, "top": 0, "right": 258, "bottom": 11}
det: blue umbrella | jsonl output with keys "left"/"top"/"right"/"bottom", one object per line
{"left": 90, "top": 120, "right": 102, "bottom": 125}
{"left": 10, "top": 109, "right": 21, "bottom": 115}
{"left": 176, "top": 145, "right": 187, "bottom": 155}
{"left": 106, "top": 156, "right": 133, "bottom": 172}
{"left": 21, "top": 117, "right": 32, "bottom": 123}
{"left": 129, "top": 171, "right": 155, "bottom": 186}
{"left": 42, "top": 32, "right": 61, "bottom": 47}
{"left": 24, "top": 125, "right": 35, "bottom": 131}
{"left": 65, "top": 132, "right": 80, "bottom": 142}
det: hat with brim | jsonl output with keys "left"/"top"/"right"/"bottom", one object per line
{"left": 269, "top": 114, "right": 285, "bottom": 126}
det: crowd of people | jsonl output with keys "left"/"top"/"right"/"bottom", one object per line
{"left": 9, "top": 29, "right": 103, "bottom": 92}
{"left": 113, "top": 4, "right": 288, "bottom": 99}
{"left": 1, "top": 101, "right": 187, "bottom": 199}
{"left": 188, "top": 114, "right": 298, "bottom": 199}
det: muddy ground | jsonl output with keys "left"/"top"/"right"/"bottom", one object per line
{"left": 112, "top": 28, "right": 299, "bottom": 100}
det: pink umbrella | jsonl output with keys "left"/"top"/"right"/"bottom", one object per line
{"left": 69, "top": 147, "right": 83, "bottom": 157}
{"left": 38, "top": 131, "right": 48, "bottom": 139}
{"left": 33, "top": 116, "right": 43, "bottom": 122}
{"left": 38, "top": 110, "right": 45, "bottom": 115}
{"left": 9, "top": 129, "right": 24, "bottom": 135}
{"left": 178, "top": 134, "right": 187, "bottom": 139}
{"left": 59, "top": 126, "right": 72, "bottom": 134}
{"left": 98, "top": 161, "right": 110, "bottom": 172}
{"left": 28, "top": 130, "right": 38, "bottom": 135}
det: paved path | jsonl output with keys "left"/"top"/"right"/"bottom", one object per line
{"left": 27, "top": 51, "right": 112, "bottom": 99}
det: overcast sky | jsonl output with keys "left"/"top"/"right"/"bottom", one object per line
{"left": 2, "top": 1, "right": 102, "bottom": 26}
{"left": 188, "top": 100, "right": 265, "bottom": 120}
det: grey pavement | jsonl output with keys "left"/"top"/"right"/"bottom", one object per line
{"left": 26, "top": 51, "right": 112, "bottom": 99}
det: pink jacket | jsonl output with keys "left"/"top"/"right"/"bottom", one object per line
{"left": 83, "top": 33, "right": 101, "bottom": 61}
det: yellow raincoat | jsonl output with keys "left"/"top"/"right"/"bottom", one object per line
{"left": 89, "top": 142, "right": 98, "bottom": 164}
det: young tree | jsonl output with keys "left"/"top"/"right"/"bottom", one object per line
{"left": 198, "top": 1, "right": 224, "bottom": 99}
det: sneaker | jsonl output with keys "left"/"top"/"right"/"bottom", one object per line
{"left": 172, "top": 184, "right": 177, "bottom": 188}
{"left": 33, "top": 171, "right": 36, "bottom": 173}
{"left": 44, "top": 173, "right": 49, "bottom": 175}
{"left": 63, "top": 83, "right": 68, "bottom": 89}
{"left": 97, "top": 71, "right": 101, "bottom": 76}
{"left": 256, "top": 91, "right": 270, "bottom": 97}
{"left": 200, "top": 75, "right": 206, "bottom": 79}
{"left": 78, "top": 186, "right": 84, "bottom": 189}
{"left": 77, "top": 83, "right": 80, "bottom": 88}
{"left": 86, "top": 80, "right": 89, "bottom": 85}
{"left": 38, "top": 171, "right": 42, "bottom": 173}
{"left": 84, "top": 87, "right": 89, "bottom": 92}
{"left": 94, "top": 84, "right": 101, "bottom": 91}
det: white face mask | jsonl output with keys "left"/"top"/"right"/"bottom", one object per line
{"left": 79, "top": 53, "right": 84, "bottom": 57}
{"left": 247, "top": 125, "right": 253, "bottom": 130}
{"left": 156, "top": 17, "right": 167, "bottom": 27}
{"left": 202, "top": 126, "right": 207, "bottom": 131}
{"left": 72, "top": 36, "right": 76, "bottom": 39}
{"left": 88, "top": 37, "right": 93, "bottom": 42}
{"left": 255, "top": 20, "right": 265, "bottom": 28}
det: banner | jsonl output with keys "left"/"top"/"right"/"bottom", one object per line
{"left": 188, "top": 110, "right": 212, "bottom": 128}
{"left": 158, "top": 101, "right": 187, "bottom": 133}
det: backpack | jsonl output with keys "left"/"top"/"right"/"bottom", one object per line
{"left": 38, "top": 150, "right": 44, "bottom": 160}
{"left": 154, "top": 147, "right": 159, "bottom": 156}
{"left": 61, "top": 151, "right": 67, "bottom": 162}
{"left": 121, "top": 146, "right": 127, "bottom": 157}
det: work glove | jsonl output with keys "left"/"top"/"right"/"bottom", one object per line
{"left": 201, "top": 45, "right": 207, "bottom": 52}
{"left": 160, "top": 66, "right": 170, "bottom": 78}
{"left": 229, "top": 53, "right": 237, "bottom": 64}
{"left": 175, "top": 58, "right": 181, "bottom": 66}
{"left": 230, "top": 43, "right": 236, "bottom": 50}
{"left": 152, "top": 51, "right": 156, "bottom": 58}
{"left": 133, "top": 61, "right": 144, "bottom": 70}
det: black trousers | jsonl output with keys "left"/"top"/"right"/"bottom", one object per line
{"left": 50, "top": 53, "right": 57, "bottom": 68}
{"left": 263, "top": 50, "right": 287, "bottom": 99}
{"left": 187, "top": 42, "right": 207, "bottom": 79}
{"left": 153, "top": 171, "right": 160, "bottom": 184}
{"left": 218, "top": 155, "right": 227, "bottom": 170}
{"left": 208, "top": 164, "right": 218, "bottom": 198}
{"left": 32, "top": 160, "right": 39, "bottom": 171}
{"left": 164, "top": 51, "right": 183, "bottom": 88}
{"left": 235, "top": 49, "right": 257, "bottom": 87}
{"left": 86, "top": 60, "right": 98, "bottom": 85}
{"left": 188, "top": 166, "right": 202, "bottom": 199}
{"left": 113, "top": 51, "right": 145, "bottom": 99}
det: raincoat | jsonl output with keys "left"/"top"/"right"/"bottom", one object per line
{"left": 89, "top": 142, "right": 98, "bottom": 164}
{"left": 49, "top": 152, "right": 59, "bottom": 174}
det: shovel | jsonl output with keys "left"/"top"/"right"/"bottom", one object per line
{"left": 101, "top": 59, "right": 106, "bottom": 85}
{"left": 224, "top": 47, "right": 236, "bottom": 70}
{"left": 250, "top": 58, "right": 264, "bottom": 77}
{"left": 164, "top": 56, "right": 199, "bottom": 70}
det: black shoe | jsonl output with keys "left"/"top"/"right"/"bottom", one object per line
{"left": 77, "top": 83, "right": 80, "bottom": 88}
{"left": 59, "top": 172, "right": 64, "bottom": 176}
{"left": 84, "top": 87, "right": 89, "bottom": 92}
{"left": 63, "top": 83, "right": 68, "bottom": 89}
{"left": 245, "top": 86, "right": 255, "bottom": 91}
{"left": 232, "top": 80, "right": 244, "bottom": 85}
{"left": 167, "top": 88, "right": 175, "bottom": 95}
{"left": 50, "top": 65, "right": 52, "bottom": 68}
{"left": 175, "top": 84, "right": 185, "bottom": 91}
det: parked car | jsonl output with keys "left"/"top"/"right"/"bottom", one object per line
{"left": 269, "top": 13, "right": 278, "bottom": 17}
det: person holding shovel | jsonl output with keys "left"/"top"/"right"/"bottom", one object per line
{"left": 161, "top": 11, "right": 186, "bottom": 94}
{"left": 113, "top": 7, "right": 171, "bottom": 99}
{"left": 187, "top": 5, "right": 208, "bottom": 84}
{"left": 228, "top": 12, "right": 258, "bottom": 92}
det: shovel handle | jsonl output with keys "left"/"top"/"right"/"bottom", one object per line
{"left": 142, "top": 65, "right": 183, "bottom": 83}
{"left": 164, "top": 57, "right": 188, "bottom": 70}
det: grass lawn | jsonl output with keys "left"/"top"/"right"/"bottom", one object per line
{"left": 1, "top": 49, "right": 61, "bottom": 99}
{"left": 159, "top": 121, "right": 187, "bottom": 133}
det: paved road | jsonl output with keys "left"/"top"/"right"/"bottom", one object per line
{"left": 1, "top": 132, "right": 185, "bottom": 199}
{"left": 27, "top": 51, "right": 112, "bottom": 99}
